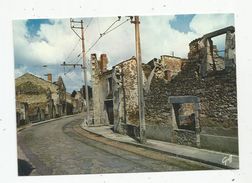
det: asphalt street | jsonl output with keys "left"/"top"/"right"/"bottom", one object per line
{"left": 17, "top": 115, "right": 214, "bottom": 175}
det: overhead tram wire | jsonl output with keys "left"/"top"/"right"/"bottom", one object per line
{"left": 63, "top": 18, "right": 93, "bottom": 70}
{"left": 86, "top": 17, "right": 131, "bottom": 55}
{"left": 104, "top": 18, "right": 131, "bottom": 34}
{"left": 63, "top": 72, "right": 83, "bottom": 88}
{"left": 72, "top": 17, "right": 131, "bottom": 66}
{"left": 84, "top": 17, "right": 94, "bottom": 32}
{"left": 66, "top": 51, "right": 82, "bottom": 64}
{"left": 65, "top": 38, "right": 81, "bottom": 61}
{"left": 64, "top": 17, "right": 131, "bottom": 76}
{"left": 63, "top": 56, "right": 83, "bottom": 75}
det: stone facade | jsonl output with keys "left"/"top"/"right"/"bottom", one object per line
{"left": 145, "top": 61, "right": 237, "bottom": 129}
{"left": 112, "top": 57, "right": 142, "bottom": 133}
{"left": 72, "top": 91, "right": 84, "bottom": 114}
{"left": 91, "top": 26, "right": 237, "bottom": 153}
{"left": 16, "top": 101, "right": 29, "bottom": 126}
{"left": 143, "top": 27, "right": 237, "bottom": 152}
{"left": 15, "top": 73, "right": 67, "bottom": 125}
{"left": 91, "top": 54, "right": 113, "bottom": 126}
{"left": 91, "top": 55, "right": 145, "bottom": 131}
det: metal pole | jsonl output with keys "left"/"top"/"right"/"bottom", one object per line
{"left": 133, "top": 16, "right": 146, "bottom": 144}
{"left": 80, "top": 20, "right": 90, "bottom": 124}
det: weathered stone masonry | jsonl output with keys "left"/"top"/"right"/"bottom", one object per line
{"left": 91, "top": 26, "right": 238, "bottom": 154}
{"left": 112, "top": 57, "right": 140, "bottom": 134}
{"left": 144, "top": 26, "right": 237, "bottom": 153}
{"left": 15, "top": 73, "right": 83, "bottom": 126}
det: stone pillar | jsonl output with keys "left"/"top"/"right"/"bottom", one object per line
{"left": 224, "top": 31, "right": 236, "bottom": 69}
{"left": 100, "top": 54, "right": 108, "bottom": 73}
{"left": 46, "top": 88, "right": 54, "bottom": 119}
{"left": 199, "top": 38, "right": 212, "bottom": 77}
{"left": 112, "top": 65, "right": 124, "bottom": 133}
{"left": 91, "top": 54, "right": 102, "bottom": 126}
{"left": 47, "top": 73, "right": 52, "bottom": 82}
{"left": 194, "top": 102, "right": 201, "bottom": 148}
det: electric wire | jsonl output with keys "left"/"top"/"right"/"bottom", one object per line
{"left": 84, "top": 18, "right": 93, "bottom": 32}
{"left": 73, "top": 17, "right": 130, "bottom": 65}
{"left": 65, "top": 38, "right": 81, "bottom": 61}
{"left": 64, "top": 17, "right": 129, "bottom": 78}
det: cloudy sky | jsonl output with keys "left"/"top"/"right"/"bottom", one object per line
{"left": 13, "top": 14, "right": 234, "bottom": 92}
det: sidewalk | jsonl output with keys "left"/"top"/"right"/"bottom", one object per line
{"left": 80, "top": 124, "right": 239, "bottom": 169}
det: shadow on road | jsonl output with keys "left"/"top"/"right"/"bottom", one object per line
{"left": 18, "top": 159, "right": 34, "bottom": 176}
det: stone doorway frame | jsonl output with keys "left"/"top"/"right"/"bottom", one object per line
{"left": 168, "top": 96, "right": 201, "bottom": 147}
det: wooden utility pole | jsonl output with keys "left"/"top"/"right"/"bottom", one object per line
{"left": 131, "top": 16, "right": 146, "bottom": 144}
{"left": 80, "top": 20, "right": 90, "bottom": 125}
{"left": 67, "top": 19, "right": 90, "bottom": 125}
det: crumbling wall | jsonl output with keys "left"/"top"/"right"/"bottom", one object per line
{"left": 15, "top": 73, "right": 66, "bottom": 123}
{"left": 113, "top": 57, "right": 140, "bottom": 127}
{"left": 144, "top": 58, "right": 237, "bottom": 152}
{"left": 16, "top": 73, "right": 58, "bottom": 94}
{"left": 143, "top": 55, "right": 185, "bottom": 127}
{"left": 160, "top": 55, "right": 185, "bottom": 80}
{"left": 121, "top": 58, "right": 139, "bottom": 125}
{"left": 91, "top": 54, "right": 111, "bottom": 126}
{"left": 145, "top": 61, "right": 237, "bottom": 128}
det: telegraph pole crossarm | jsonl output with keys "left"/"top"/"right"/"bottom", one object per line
{"left": 61, "top": 62, "right": 82, "bottom": 68}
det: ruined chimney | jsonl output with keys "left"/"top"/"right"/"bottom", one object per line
{"left": 100, "top": 54, "right": 108, "bottom": 73}
{"left": 47, "top": 73, "right": 52, "bottom": 82}
{"left": 91, "top": 53, "right": 97, "bottom": 62}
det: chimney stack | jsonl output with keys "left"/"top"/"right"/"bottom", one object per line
{"left": 100, "top": 54, "right": 108, "bottom": 73}
{"left": 47, "top": 73, "right": 52, "bottom": 82}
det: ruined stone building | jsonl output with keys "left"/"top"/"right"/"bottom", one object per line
{"left": 91, "top": 26, "right": 237, "bottom": 154}
{"left": 72, "top": 91, "right": 85, "bottom": 114}
{"left": 16, "top": 73, "right": 70, "bottom": 126}
{"left": 91, "top": 54, "right": 113, "bottom": 125}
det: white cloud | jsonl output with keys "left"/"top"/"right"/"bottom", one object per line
{"left": 140, "top": 15, "right": 196, "bottom": 60}
{"left": 190, "top": 14, "right": 234, "bottom": 52}
{"left": 190, "top": 14, "right": 234, "bottom": 36}
{"left": 13, "top": 19, "right": 78, "bottom": 66}
{"left": 13, "top": 14, "right": 234, "bottom": 66}
{"left": 14, "top": 65, "right": 27, "bottom": 78}
{"left": 84, "top": 16, "right": 135, "bottom": 67}
{"left": 13, "top": 14, "right": 234, "bottom": 92}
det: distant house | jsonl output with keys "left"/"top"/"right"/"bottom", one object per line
{"left": 65, "top": 92, "right": 74, "bottom": 115}
{"left": 15, "top": 73, "right": 67, "bottom": 125}
{"left": 73, "top": 91, "right": 84, "bottom": 114}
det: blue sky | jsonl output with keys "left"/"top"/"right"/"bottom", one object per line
{"left": 170, "top": 14, "right": 195, "bottom": 33}
{"left": 13, "top": 14, "right": 234, "bottom": 92}
{"left": 26, "top": 19, "right": 52, "bottom": 37}
{"left": 25, "top": 15, "right": 195, "bottom": 38}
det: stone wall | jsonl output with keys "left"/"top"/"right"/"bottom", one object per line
{"left": 15, "top": 73, "right": 67, "bottom": 123}
{"left": 200, "top": 134, "right": 238, "bottom": 154}
{"left": 160, "top": 55, "right": 185, "bottom": 80}
{"left": 143, "top": 55, "right": 186, "bottom": 126}
{"left": 120, "top": 58, "right": 139, "bottom": 125}
{"left": 112, "top": 57, "right": 141, "bottom": 131}
{"left": 143, "top": 29, "right": 237, "bottom": 151}
{"left": 16, "top": 73, "right": 58, "bottom": 100}
{"left": 145, "top": 61, "right": 237, "bottom": 130}
{"left": 172, "top": 129, "right": 197, "bottom": 147}
{"left": 91, "top": 53, "right": 113, "bottom": 126}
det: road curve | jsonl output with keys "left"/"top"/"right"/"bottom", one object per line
{"left": 17, "top": 114, "right": 213, "bottom": 175}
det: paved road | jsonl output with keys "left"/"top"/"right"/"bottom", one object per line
{"left": 17, "top": 115, "right": 214, "bottom": 175}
